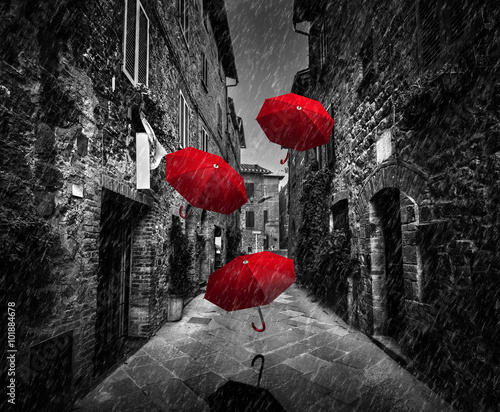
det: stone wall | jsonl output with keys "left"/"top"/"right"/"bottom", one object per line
{"left": 289, "top": 0, "right": 500, "bottom": 409}
{"left": 0, "top": 0, "right": 242, "bottom": 409}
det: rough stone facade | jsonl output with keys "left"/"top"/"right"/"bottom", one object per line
{"left": 0, "top": 0, "right": 243, "bottom": 410}
{"left": 289, "top": 0, "right": 500, "bottom": 409}
{"left": 240, "top": 164, "right": 284, "bottom": 254}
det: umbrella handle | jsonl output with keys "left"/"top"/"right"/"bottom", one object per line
{"left": 251, "top": 307, "right": 266, "bottom": 332}
{"left": 280, "top": 152, "right": 289, "bottom": 164}
{"left": 179, "top": 204, "right": 189, "bottom": 219}
{"left": 251, "top": 354, "right": 265, "bottom": 388}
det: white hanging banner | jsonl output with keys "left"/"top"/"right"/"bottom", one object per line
{"left": 140, "top": 112, "right": 167, "bottom": 170}
{"left": 136, "top": 132, "right": 150, "bottom": 189}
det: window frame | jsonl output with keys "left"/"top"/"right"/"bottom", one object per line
{"left": 178, "top": 90, "right": 190, "bottom": 148}
{"left": 123, "top": 0, "right": 150, "bottom": 87}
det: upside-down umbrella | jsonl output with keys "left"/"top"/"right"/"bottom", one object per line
{"left": 164, "top": 147, "right": 247, "bottom": 218}
{"left": 256, "top": 92, "right": 335, "bottom": 163}
{"left": 208, "top": 355, "right": 285, "bottom": 412}
{"left": 204, "top": 251, "right": 295, "bottom": 332}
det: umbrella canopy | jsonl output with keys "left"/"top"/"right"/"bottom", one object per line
{"left": 208, "top": 355, "right": 285, "bottom": 412}
{"left": 256, "top": 92, "right": 334, "bottom": 152}
{"left": 164, "top": 147, "right": 247, "bottom": 215}
{"left": 204, "top": 251, "right": 295, "bottom": 312}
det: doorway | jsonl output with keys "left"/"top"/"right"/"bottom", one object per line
{"left": 371, "top": 188, "right": 405, "bottom": 339}
{"left": 94, "top": 189, "right": 137, "bottom": 376}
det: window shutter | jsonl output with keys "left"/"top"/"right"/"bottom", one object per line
{"left": 124, "top": 0, "right": 136, "bottom": 79}
{"left": 137, "top": 5, "right": 149, "bottom": 85}
{"left": 264, "top": 210, "right": 268, "bottom": 224}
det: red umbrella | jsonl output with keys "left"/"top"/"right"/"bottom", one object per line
{"left": 204, "top": 252, "right": 295, "bottom": 332}
{"left": 256, "top": 93, "right": 334, "bottom": 163}
{"left": 164, "top": 147, "right": 247, "bottom": 218}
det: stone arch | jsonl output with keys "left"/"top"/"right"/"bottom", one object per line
{"left": 356, "top": 161, "right": 427, "bottom": 337}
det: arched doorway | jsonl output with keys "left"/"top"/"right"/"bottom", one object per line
{"left": 370, "top": 188, "right": 405, "bottom": 339}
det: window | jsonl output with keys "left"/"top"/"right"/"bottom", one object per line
{"left": 326, "top": 104, "right": 335, "bottom": 169}
{"left": 123, "top": 0, "right": 149, "bottom": 86}
{"left": 315, "top": 147, "right": 323, "bottom": 169}
{"left": 245, "top": 183, "right": 254, "bottom": 199}
{"left": 179, "top": 91, "right": 190, "bottom": 147}
{"left": 418, "top": 0, "right": 441, "bottom": 68}
{"left": 201, "top": 52, "right": 208, "bottom": 90}
{"left": 217, "top": 103, "right": 222, "bottom": 135}
{"left": 200, "top": 127, "right": 209, "bottom": 152}
{"left": 246, "top": 211, "right": 255, "bottom": 228}
{"left": 203, "top": 0, "right": 209, "bottom": 32}
{"left": 177, "top": 0, "right": 189, "bottom": 44}
{"left": 264, "top": 210, "right": 268, "bottom": 224}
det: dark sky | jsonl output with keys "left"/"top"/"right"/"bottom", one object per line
{"left": 226, "top": 0, "right": 308, "bottom": 186}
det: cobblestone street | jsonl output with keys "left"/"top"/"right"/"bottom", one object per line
{"left": 75, "top": 284, "right": 454, "bottom": 412}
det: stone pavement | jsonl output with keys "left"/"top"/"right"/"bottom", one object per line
{"left": 74, "top": 284, "right": 455, "bottom": 412}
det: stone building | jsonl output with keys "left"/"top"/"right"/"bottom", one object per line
{"left": 240, "top": 164, "right": 284, "bottom": 254}
{"left": 289, "top": 0, "right": 500, "bottom": 409}
{"left": 0, "top": 0, "right": 243, "bottom": 410}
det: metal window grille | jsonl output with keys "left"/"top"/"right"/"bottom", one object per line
{"left": 123, "top": 0, "right": 149, "bottom": 87}
{"left": 179, "top": 91, "right": 190, "bottom": 148}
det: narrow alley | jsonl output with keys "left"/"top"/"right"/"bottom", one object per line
{"left": 75, "top": 284, "right": 454, "bottom": 412}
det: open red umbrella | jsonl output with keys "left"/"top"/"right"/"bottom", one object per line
{"left": 256, "top": 92, "right": 334, "bottom": 163}
{"left": 204, "top": 251, "right": 295, "bottom": 332}
{"left": 164, "top": 147, "right": 247, "bottom": 218}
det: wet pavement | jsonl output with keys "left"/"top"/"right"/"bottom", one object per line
{"left": 74, "top": 284, "right": 455, "bottom": 412}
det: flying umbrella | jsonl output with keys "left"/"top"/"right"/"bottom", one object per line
{"left": 204, "top": 251, "right": 295, "bottom": 332}
{"left": 256, "top": 92, "right": 335, "bottom": 163}
{"left": 208, "top": 355, "right": 285, "bottom": 412}
{"left": 164, "top": 147, "right": 247, "bottom": 218}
